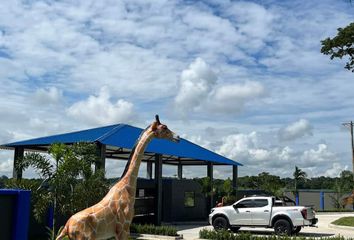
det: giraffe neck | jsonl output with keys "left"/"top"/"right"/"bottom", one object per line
{"left": 120, "top": 128, "right": 155, "bottom": 187}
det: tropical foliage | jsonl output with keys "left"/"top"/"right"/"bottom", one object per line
{"left": 321, "top": 22, "right": 354, "bottom": 72}
{"left": 5, "top": 142, "right": 109, "bottom": 232}
{"left": 293, "top": 166, "right": 307, "bottom": 193}
{"left": 197, "top": 168, "right": 352, "bottom": 205}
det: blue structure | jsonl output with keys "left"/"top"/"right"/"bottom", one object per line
{"left": 2, "top": 124, "right": 241, "bottom": 167}
{"left": 0, "top": 189, "right": 31, "bottom": 240}
{"left": 320, "top": 191, "right": 325, "bottom": 210}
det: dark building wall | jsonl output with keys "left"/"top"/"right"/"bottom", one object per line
{"left": 135, "top": 178, "right": 207, "bottom": 222}
{"left": 162, "top": 179, "right": 207, "bottom": 222}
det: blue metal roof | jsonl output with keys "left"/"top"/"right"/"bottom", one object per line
{"left": 2, "top": 124, "right": 242, "bottom": 166}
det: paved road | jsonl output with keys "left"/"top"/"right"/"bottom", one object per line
{"left": 176, "top": 213, "right": 354, "bottom": 239}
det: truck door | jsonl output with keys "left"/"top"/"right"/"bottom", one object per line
{"left": 250, "top": 198, "right": 271, "bottom": 225}
{"left": 231, "top": 199, "right": 253, "bottom": 225}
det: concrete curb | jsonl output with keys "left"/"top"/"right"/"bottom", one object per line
{"left": 317, "top": 212, "right": 354, "bottom": 215}
{"left": 131, "top": 233, "right": 184, "bottom": 240}
{"left": 328, "top": 223, "right": 354, "bottom": 231}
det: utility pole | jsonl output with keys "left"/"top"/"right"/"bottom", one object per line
{"left": 343, "top": 121, "right": 354, "bottom": 180}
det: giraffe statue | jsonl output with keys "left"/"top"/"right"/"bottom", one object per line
{"left": 341, "top": 190, "right": 354, "bottom": 207}
{"left": 56, "top": 115, "right": 180, "bottom": 240}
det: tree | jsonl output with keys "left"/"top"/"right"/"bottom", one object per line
{"left": 338, "top": 170, "right": 354, "bottom": 193}
{"left": 293, "top": 166, "right": 307, "bottom": 193}
{"left": 256, "top": 172, "right": 284, "bottom": 196}
{"left": 199, "top": 177, "right": 212, "bottom": 197}
{"left": 330, "top": 171, "right": 354, "bottom": 209}
{"left": 321, "top": 22, "right": 354, "bottom": 72}
{"left": 222, "top": 178, "right": 233, "bottom": 197}
{"left": 7, "top": 142, "right": 108, "bottom": 233}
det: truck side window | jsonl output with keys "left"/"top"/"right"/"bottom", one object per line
{"left": 253, "top": 199, "right": 269, "bottom": 207}
{"left": 235, "top": 199, "right": 254, "bottom": 208}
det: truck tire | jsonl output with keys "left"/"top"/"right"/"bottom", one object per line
{"left": 230, "top": 226, "right": 240, "bottom": 233}
{"left": 274, "top": 219, "right": 292, "bottom": 236}
{"left": 292, "top": 226, "right": 301, "bottom": 234}
{"left": 212, "top": 216, "right": 228, "bottom": 231}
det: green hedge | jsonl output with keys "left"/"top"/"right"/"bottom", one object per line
{"left": 199, "top": 229, "right": 352, "bottom": 240}
{"left": 130, "top": 224, "right": 178, "bottom": 236}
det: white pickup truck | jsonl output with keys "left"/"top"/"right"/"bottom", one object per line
{"left": 209, "top": 196, "right": 318, "bottom": 235}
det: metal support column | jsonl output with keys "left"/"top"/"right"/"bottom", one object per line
{"left": 232, "top": 165, "right": 238, "bottom": 193}
{"left": 13, "top": 147, "right": 24, "bottom": 179}
{"left": 154, "top": 154, "right": 162, "bottom": 225}
{"left": 95, "top": 143, "right": 106, "bottom": 174}
{"left": 177, "top": 161, "right": 183, "bottom": 180}
{"left": 207, "top": 162, "right": 214, "bottom": 210}
{"left": 147, "top": 161, "right": 153, "bottom": 179}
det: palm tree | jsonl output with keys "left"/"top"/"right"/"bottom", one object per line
{"left": 293, "top": 166, "right": 307, "bottom": 192}
{"left": 9, "top": 142, "right": 108, "bottom": 234}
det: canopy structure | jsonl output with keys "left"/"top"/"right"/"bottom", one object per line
{"left": 1, "top": 123, "right": 242, "bottom": 225}
{"left": 2, "top": 124, "right": 242, "bottom": 167}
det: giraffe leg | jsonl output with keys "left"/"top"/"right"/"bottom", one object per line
{"left": 115, "top": 223, "right": 123, "bottom": 240}
{"left": 119, "top": 231, "right": 129, "bottom": 240}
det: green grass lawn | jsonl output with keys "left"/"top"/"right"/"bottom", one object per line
{"left": 332, "top": 217, "right": 354, "bottom": 227}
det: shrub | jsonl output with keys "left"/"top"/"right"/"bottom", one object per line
{"left": 199, "top": 229, "right": 352, "bottom": 240}
{"left": 130, "top": 224, "right": 178, "bottom": 236}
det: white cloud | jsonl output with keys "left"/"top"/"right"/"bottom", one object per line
{"left": 217, "top": 131, "right": 342, "bottom": 177}
{"left": 211, "top": 81, "right": 265, "bottom": 113}
{"left": 0, "top": 131, "right": 14, "bottom": 144}
{"left": 34, "top": 87, "right": 63, "bottom": 105}
{"left": 0, "top": 0, "right": 353, "bottom": 179}
{"left": 301, "top": 144, "right": 338, "bottom": 167}
{"left": 174, "top": 58, "right": 265, "bottom": 115}
{"left": 324, "top": 163, "right": 348, "bottom": 178}
{"left": 0, "top": 152, "right": 13, "bottom": 177}
{"left": 224, "top": 1, "right": 275, "bottom": 52}
{"left": 278, "top": 119, "right": 313, "bottom": 141}
{"left": 183, "top": 134, "right": 213, "bottom": 150}
{"left": 67, "top": 87, "right": 135, "bottom": 125}
{"left": 174, "top": 58, "right": 217, "bottom": 114}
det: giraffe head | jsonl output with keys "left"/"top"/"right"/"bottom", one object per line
{"left": 151, "top": 115, "right": 180, "bottom": 143}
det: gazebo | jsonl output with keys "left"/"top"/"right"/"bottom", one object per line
{"left": 1, "top": 123, "right": 242, "bottom": 224}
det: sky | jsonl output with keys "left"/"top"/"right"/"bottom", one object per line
{"left": 0, "top": 0, "right": 354, "bottom": 180}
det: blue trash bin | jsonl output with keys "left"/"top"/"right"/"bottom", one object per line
{"left": 0, "top": 189, "right": 31, "bottom": 240}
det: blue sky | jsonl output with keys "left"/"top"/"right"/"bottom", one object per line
{"left": 0, "top": 0, "right": 354, "bottom": 179}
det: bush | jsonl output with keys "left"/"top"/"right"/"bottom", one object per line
{"left": 130, "top": 224, "right": 178, "bottom": 236}
{"left": 199, "top": 229, "right": 352, "bottom": 240}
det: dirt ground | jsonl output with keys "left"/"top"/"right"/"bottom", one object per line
{"left": 175, "top": 213, "right": 354, "bottom": 239}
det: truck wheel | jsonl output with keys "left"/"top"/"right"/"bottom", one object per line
{"left": 292, "top": 226, "right": 301, "bottom": 234}
{"left": 230, "top": 226, "right": 240, "bottom": 233}
{"left": 212, "top": 216, "right": 228, "bottom": 231}
{"left": 274, "top": 219, "right": 292, "bottom": 236}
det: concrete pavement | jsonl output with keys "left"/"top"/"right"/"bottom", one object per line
{"left": 175, "top": 213, "right": 354, "bottom": 239}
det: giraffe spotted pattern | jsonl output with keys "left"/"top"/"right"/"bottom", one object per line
{"left": 56, "top": 117, "right": 179, "bottom": 240}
